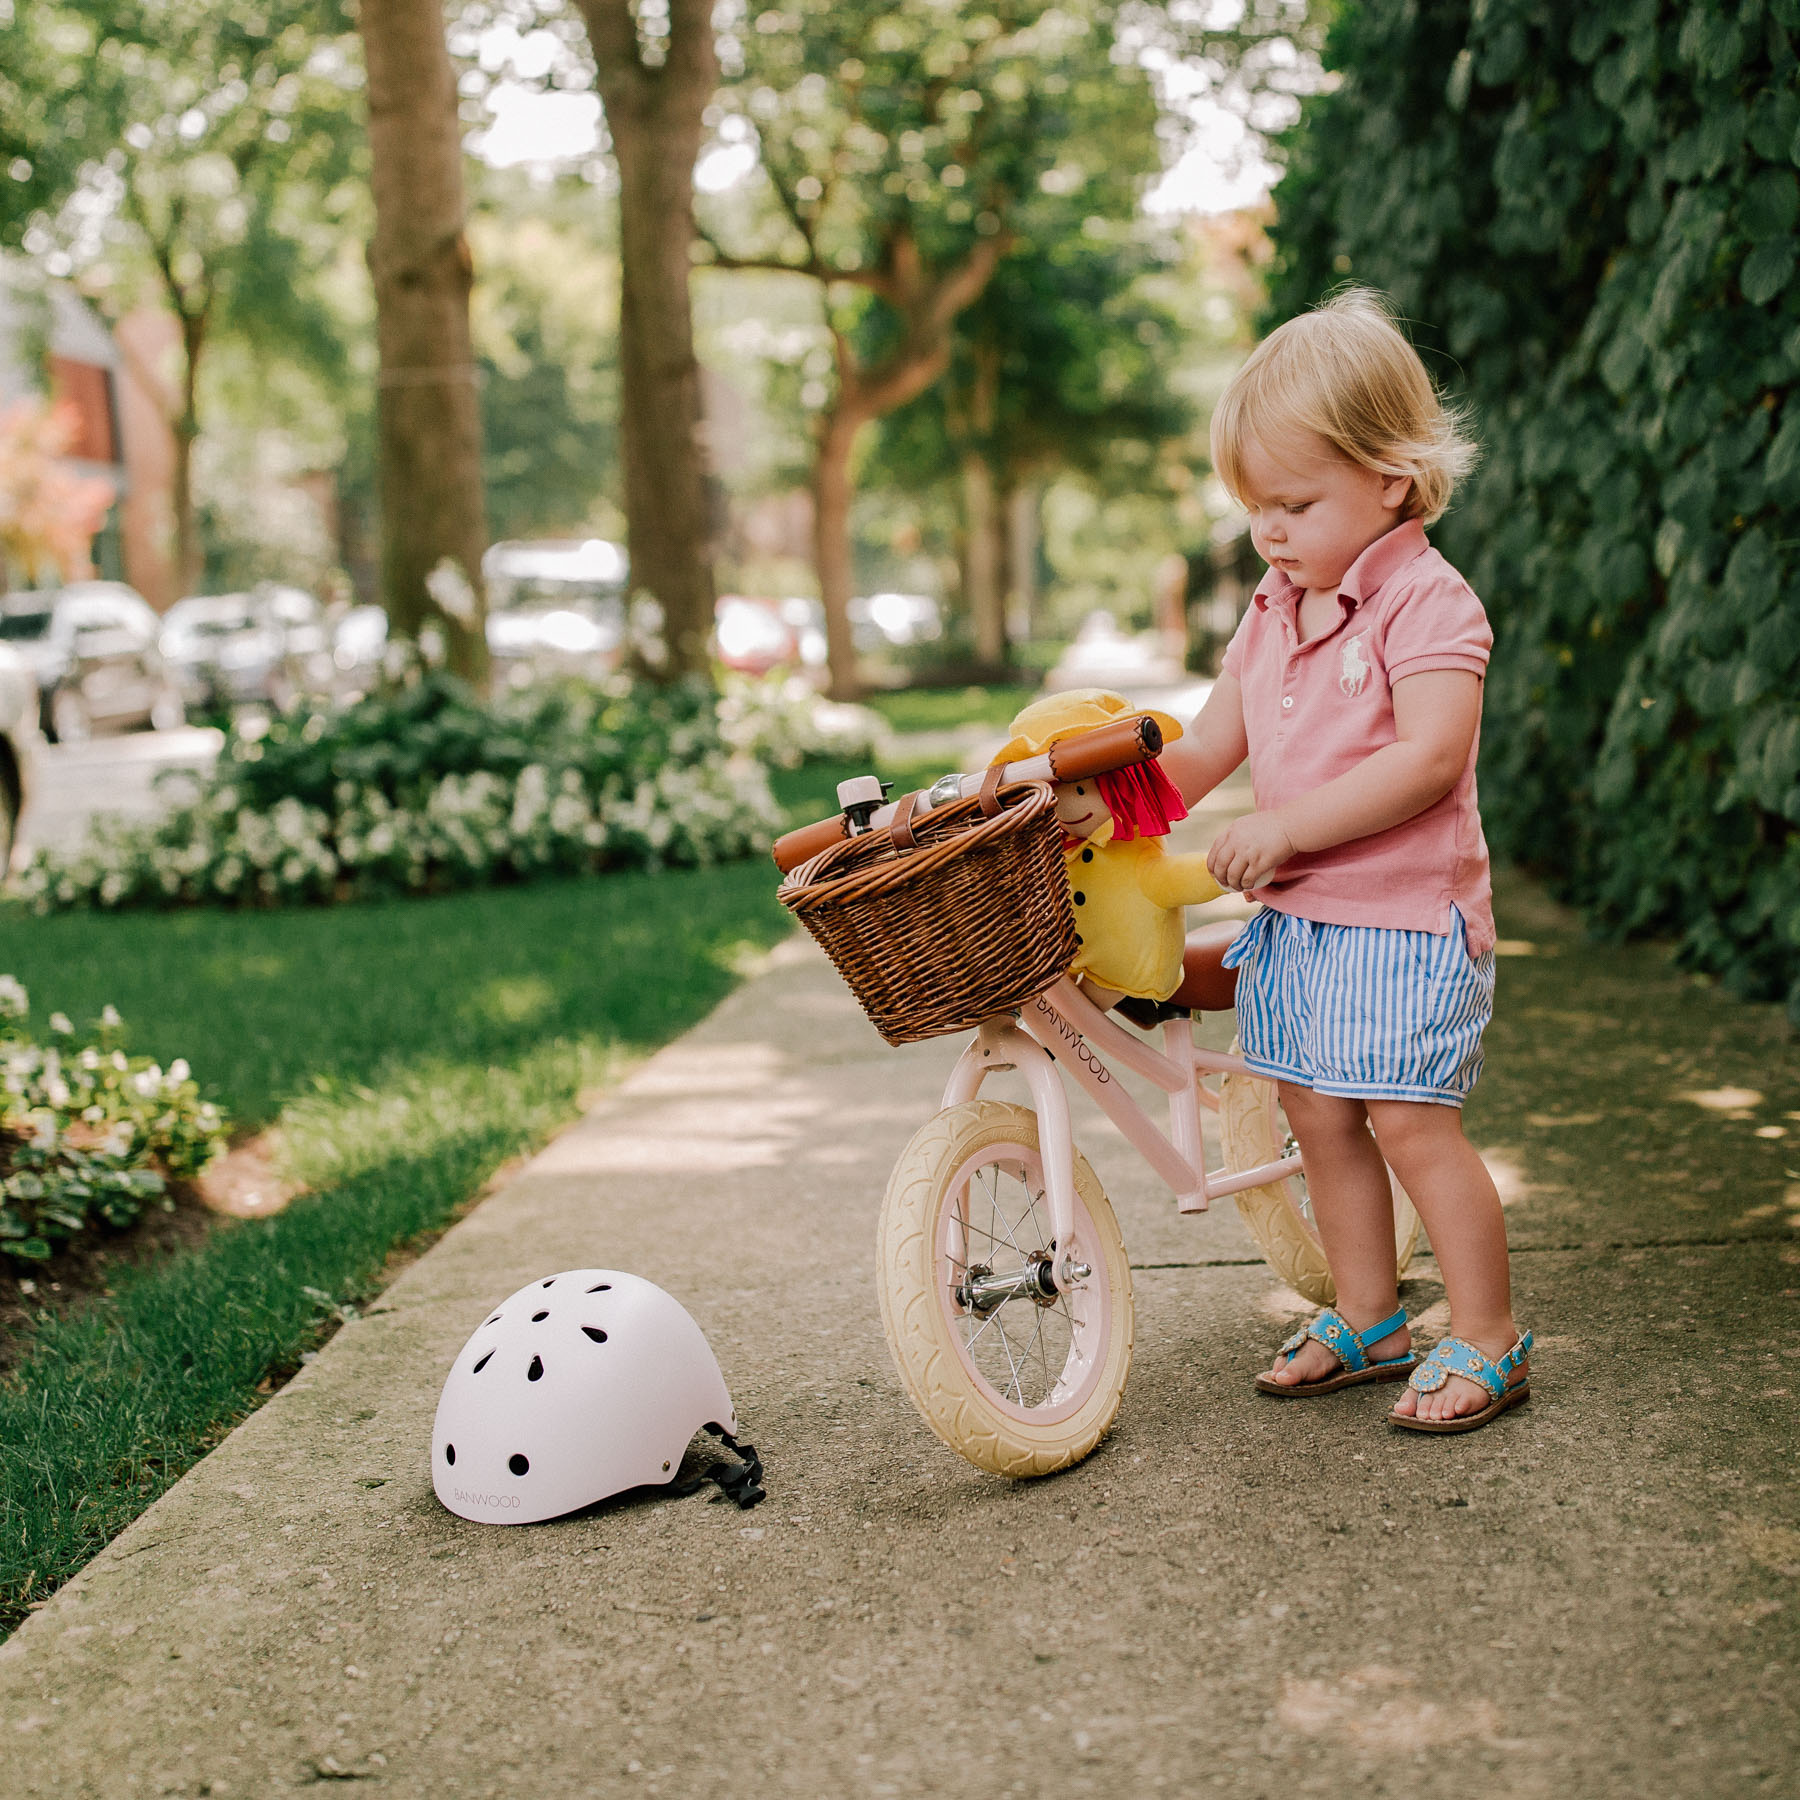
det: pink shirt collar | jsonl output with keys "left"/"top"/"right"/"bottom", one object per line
{"left": 1251, "top": 517, "right": 1431, "bottom": 616}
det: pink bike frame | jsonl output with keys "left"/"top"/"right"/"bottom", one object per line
{"left": 941, "top": 976, "right": 1302, "bottom": 1258}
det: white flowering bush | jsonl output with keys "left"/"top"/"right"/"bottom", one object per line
{"left": 13, "top": 671, "right": 808, "bottom": 913}
{"left": 715, "top": 673, "right": 884, "bottom": 771}
{"left": 0, "top": 978, "right": 229, "bottom": 1262}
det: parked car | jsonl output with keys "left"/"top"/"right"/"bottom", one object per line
{"left": 848, "top": 591, "right": 942, "bottom": 653}
{"left": 160, "top": 593, "right": 287, "bottom": 714}
{"left": 255, "top": 583, "right": 336, "bottom": 699}
{"left": 0, "top": 582, "right": 184, "bottom": 742}
{"left": 484, "top": 538, "right": 627, "bottom": 684}
{"left": 713, "top": 595, "right": 829, "bottom": 674}
{"left": 331, "top": 604, "right": 390, "bottom": 688}
{"left": 0, "top": 642, "right": 43, "bottom": 875}
{"left": 161, "top": 585, "right": 337, "bottom": 715}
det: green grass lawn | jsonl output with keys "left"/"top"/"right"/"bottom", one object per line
{"left": 863, "top": 682, "right": 1041, "bottom": 738}
{"left": 0, "top": 756, "right": 931, "bottom": 1638}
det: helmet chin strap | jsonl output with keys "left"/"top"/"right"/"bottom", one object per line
{"left": 669, "top": 1423, "right": 765, "bottom": 1509}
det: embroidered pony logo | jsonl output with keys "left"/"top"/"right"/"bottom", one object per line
{"left": 1339, "top": 632, "right": 1372, "bottom": 697}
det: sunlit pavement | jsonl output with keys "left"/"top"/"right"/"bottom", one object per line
{"left": 19, "top": 728, "right": 222, "bottom": 859}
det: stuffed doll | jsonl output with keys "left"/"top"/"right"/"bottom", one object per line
{"left": 992, "top": 689, "right": 1223, "bottom": 1002}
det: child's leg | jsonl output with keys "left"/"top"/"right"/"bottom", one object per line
{"left": 1364, "top": 1099, "right": 1524, "bottom": 1423}
{"left": 1261, "top": 1081, "right": 1411, "bottom": 1387}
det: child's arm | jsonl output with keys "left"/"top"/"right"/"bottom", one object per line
{"left": 1158, "top": 673, "right": 1249, "bottom": 807}
{"left": 1206, "top": 670, "right": 1481, "bottom": 892}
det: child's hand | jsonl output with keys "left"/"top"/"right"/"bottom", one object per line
{"left": 1206, "top": 813, "right": 1297, "bottom": 892}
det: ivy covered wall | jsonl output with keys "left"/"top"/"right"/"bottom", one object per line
{"left": 1264, "top": 1, "right": 1800, "bottom": 1017}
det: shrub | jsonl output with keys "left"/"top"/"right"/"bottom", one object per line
{"left": 1264, "top": 0, "right": 1800, "bottom": 1017}
{"left": 13, "top": 672, "right": 845, "bottom": 913}
{"left": 0, "top": 977, "right": 228, "bottom": 1262}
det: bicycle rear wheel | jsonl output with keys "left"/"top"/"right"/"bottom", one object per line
{"left": 1217, "top": 1049, "right": 1421, "bottom": 1306}
{"left": 877, "top": 1100, "right": 1133, "bottom": 1478}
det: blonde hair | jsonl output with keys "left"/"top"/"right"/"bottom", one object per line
{"left": 1210, "top": 288, "right": 1478, "bottom": 526}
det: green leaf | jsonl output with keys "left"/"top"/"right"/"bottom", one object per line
{"left": 1749, "top": 87, "right": 1800, "bottom": 161}
{"left": 1722, "top": 528, "right": 1781, "bottom": 615}
{"left": 1742, "top": 239, "right": 1798, "bottom": 306}
{"left": 1741, "top": 168, "right": 1800, "bottom": 240}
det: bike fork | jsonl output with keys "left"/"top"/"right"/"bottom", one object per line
{"left": 942, "top": 1015, "right": 1080, "bottom": 1267}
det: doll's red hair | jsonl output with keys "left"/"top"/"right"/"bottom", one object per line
{"left": 1095, "top": 760, "right": 1189, "bottom": 841}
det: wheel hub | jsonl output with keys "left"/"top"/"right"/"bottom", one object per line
{"left": 958, "top": 1251, "right": 1060, "bottom": 1315}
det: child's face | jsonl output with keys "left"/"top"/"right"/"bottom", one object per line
{"left": 1238, "top": 432, "right": 1412, "bottom": 593}
{"left": 1053, "top": 779, "right": 1106, "bottom": 839}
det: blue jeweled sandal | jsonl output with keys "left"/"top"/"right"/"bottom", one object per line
{"left": 1389, "top": 1330, "right": 1533, "bottom": 1434}
{"left": 1253, "top": 1306, "right": 1415, "bottom": 1398}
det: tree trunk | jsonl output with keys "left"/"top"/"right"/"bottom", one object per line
{"left": 1005, "top": 479, "right": 1041, "bottom": 641}
{"left": 360, "top": 0, "right": 489, "bottom": 686}
{"left": 576, "top": 0, "right": 718, "bottom": 682}
{"left": 169, "top": 308, "right": 206, "bottom": 598}
{"left": 812, "top": 408, "right": 861, "bottom": 701}
{"left": 956, "top": 339, "right": 1005, "bottom": 669}
{"left": 961, "top": 450, "right": 1004, "bottom": 669}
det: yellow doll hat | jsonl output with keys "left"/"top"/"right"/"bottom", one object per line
{"left": 990, "top": 687, "right": 1184, "bottom": 768}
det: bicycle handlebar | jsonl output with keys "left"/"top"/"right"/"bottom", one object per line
{"left": 770, "top": 712, "right": 1166, "bottom": 873}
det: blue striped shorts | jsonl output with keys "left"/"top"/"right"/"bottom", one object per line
{"left": 1222, "top": 906, "right": 1496, "bottom": 1107}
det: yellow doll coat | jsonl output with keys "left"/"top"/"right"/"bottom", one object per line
{"left": 1064, "top": 821, "right": 1224, "bottom": 1000}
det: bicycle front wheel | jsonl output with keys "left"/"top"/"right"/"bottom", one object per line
{"left": 877, "top": 1100, "right": 1133, "bottom": 1478}
{"left": 1217, "top": 1048, "right": 1421, "bottom": 1307}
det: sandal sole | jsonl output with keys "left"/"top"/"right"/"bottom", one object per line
{"left": 1390, "top": 1383, "right": 1530, "bottom": 1434}
{"left": 1254, "top": 1361, "right": 1416, "bottom": 1399}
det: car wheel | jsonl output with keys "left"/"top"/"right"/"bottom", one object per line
{"left": 49, "top": 688, "right": 91, "bottom": 744}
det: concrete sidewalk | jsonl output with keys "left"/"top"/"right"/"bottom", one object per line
{"left": 2, "top": 879, "right": 1797, "bottom": 1798}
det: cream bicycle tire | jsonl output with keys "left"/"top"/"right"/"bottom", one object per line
{"left": 877, "top": 1100, "right": 1134, "bottom": 1478}
{"left": 1217, "top": 1046, "right": 1421, "bottom": 1306}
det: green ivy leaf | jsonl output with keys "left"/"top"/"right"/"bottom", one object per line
{"left": 1741, "top": 168, "right": 1800, "bottom": 240}
{"left": 1741, "top": 238, "right": 1797, "bottom": 305}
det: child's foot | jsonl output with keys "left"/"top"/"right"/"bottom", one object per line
{"left": 1389, "top": 1326, "right": 1528, "bottom": 1424}
{"left": 1261, "top": 1308, "right": 1410, "bottom": 1389}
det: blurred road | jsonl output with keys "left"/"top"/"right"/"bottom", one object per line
{"left": 18, "top": 728, "right": 222, "bottom": 859}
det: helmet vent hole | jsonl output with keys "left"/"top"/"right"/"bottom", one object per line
{"left": 585, "top": 1283, "right": 611, "bottom": 1293}
{"left": 472, "top": 1351, "right": 493, "bottom": 1374}
{"left": 527, "top": 1355, "right": 544, "bottom": 1381}
{"left": 541, "top": 1278, "right": 555, "bottom": 1288}
{"left": 508, "top": 1454, "right": 529, "bottom": 1477}
{"left": 531, "top": 1310, "right": 549, "bottom": 1322}
{"left": 485, "top": 1315, "right": 501, "bottom": 1327}
{"left": 581, "top": 1326, "right": 608, "bottom": 1344}
{"left": 445, "top": 1444, "right": 456, "bottom": 1464}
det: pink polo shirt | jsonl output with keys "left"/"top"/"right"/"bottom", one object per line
{"left": 1220, "top": 517, "right": 1496, "bottom": 955}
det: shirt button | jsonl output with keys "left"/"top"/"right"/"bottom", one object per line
{"left": 1080, "top": 848, "right": 1093, "bottom": 862}
{"left": 1073, "top": 891, "right": 1086, "bottom": 905}
{"left": 1282, "top": 696, "right": 1294, "bottom": 709}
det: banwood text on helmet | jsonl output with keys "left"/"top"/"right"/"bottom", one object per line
{"left": 433, "top": 1269, "right": 740, "bottom": 1524}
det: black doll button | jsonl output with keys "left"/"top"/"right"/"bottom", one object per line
{"left": 1080, "top": 848, "right": 1093, "bottom": 862}
{"left": 1073, "top": 892, "right": 1086, "bottom": 905}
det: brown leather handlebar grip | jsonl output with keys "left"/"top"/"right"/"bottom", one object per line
{"left": 771, "top": 712, "right": 1165, "bottom": 874}
{"left": 1045, "top": 713, "right": 1163, "bottom": 781}
{"left": 770, "top": 814, "right": 848, "bottom": 873}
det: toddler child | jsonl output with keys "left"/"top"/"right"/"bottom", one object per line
{"left": 1159, "top": 287, "right": 1530, "bottom": 1433}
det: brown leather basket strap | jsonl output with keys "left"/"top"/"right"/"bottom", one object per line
{"left": 1046, "top": 714, "right": 1164, "bottom": 783}
{"left": 977, "top": 763, "right": 1005, "bottom": 816}
{"left": 888, "top": 788, "right": 921, "bottom": 851}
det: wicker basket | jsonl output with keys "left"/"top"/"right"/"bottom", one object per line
{"left": 777, "top": 773, "right": 1077, "bottom": 1046}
